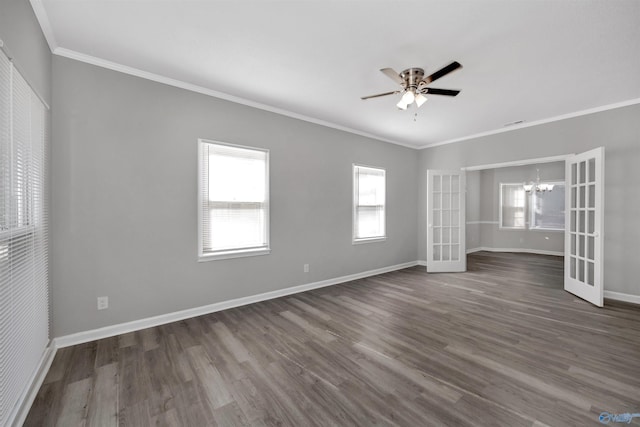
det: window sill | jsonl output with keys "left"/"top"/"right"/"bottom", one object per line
{"left": 352, "top": 237, "right": 386, "bottom": 245}
{"left": 198, "top": 247, "right": 270, "bottom": 262}
{"left": 529, "top": 227, "right": 564, "bottom": 232}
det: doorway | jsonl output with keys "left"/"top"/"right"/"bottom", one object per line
{"left": 464, "top": 159, "right": 566, "bottom": 257}
{"left": 458, "top": 150, "right": 604, "bottom": 307}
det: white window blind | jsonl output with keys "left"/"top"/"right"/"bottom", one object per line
{"left": 531, "top": 183, "right": 565, "bottom": 230}
{"left": 198, "top": 140, "right": 269, "bottom": 260}
{"left": 353, "top": 165, "right": 386, "bottom": 241}
{"left": 500, "top": 183, "right": 526, "bottom": 229}
{"left": 0, "top": 49, "right": 50, "bottom": 426}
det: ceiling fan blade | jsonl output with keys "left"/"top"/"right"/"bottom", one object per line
{"left": 380, "top": 68, "right": 403, "bottom": 85}
{"left": 423, "top": 61, "right": 462, "bottom": 84}
{"left": 422, "top": 88, "right": 461, "bottom": 96}
{"left": 361, "top": 91, "right": 400, "bottom": 100}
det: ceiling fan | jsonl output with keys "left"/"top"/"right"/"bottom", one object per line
{"left": 361, "top": 61, "right": 463, "bottom": 110}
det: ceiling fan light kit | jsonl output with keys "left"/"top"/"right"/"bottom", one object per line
{"left": 402, "top": 89, "right": 415, "bottom": 105}
{"left": 362, "top": 61, "right": 463, "bottom": 111}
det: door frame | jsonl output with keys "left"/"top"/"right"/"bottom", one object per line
{"left": 462, "top": 152, "right": 607, "bottom": 307}
{"left": 426, "top": 170, "right": 467, "bottom": 272}
{"left": 460, "top": 155, "right": 574, "bottom": 266}
{"left": 461, "top": 154, "right": 574, "bottom": 172}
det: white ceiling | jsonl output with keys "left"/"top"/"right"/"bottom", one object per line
{"left": 33, "top": 0, "right": 640, "bottom": 148}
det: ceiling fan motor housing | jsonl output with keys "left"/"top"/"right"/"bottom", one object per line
{"left": 360, "top": 61, "right": 461, "bottom": 101}
{"left": 400, "top": 68, "right": 425, "bottom": 91}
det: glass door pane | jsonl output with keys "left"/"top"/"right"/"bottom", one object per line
{"left": 428, "top": 170, "right": 466, "bottom": 272}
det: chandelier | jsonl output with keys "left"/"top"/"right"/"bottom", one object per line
{"left": 523, "top": 169, "right": 554, "bottom": 193}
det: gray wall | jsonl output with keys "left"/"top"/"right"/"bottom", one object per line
{"left": 0, "top": 0, "right": 51, "bottom": 105}
{"left": 9, "top": 0, "right": 638, "bottom": 335}
{"left": 465, "top": 170, "right": 481, "bottom": 249}
{"left": 466, "top": 162, "right": 564, "bottom": 253}
{"left": 419, "top": 103, "right": 640, "bottom": 296}
{"left": 51, "top": 56, "right": 419, "bottom": 337}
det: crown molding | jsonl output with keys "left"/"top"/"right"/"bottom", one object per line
{"left": 28, "top": 0, "right": 640, "bottom": 152}
{"left": 52, "top": 47, "right": 417, "bottom": 149}
{"left": 29, "top": 0, "right": 58, "bottom": 52}
{"left": 29, "top": 0, "right": 413, "bottom": 149}
{"left": 418, "top": 98, "right": 640, "bottom": 150}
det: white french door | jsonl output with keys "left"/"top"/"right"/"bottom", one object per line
{"left": 564, "top": 147, "right": 604, "bottom": 306}
{"left": 427, "top": 170, "right": 466, "bottom": 272}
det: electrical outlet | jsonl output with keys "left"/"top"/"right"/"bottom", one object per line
{"left": 97, "top": 296, "right": 109, "bottom": 310}
{"left": 303, "top": 263, "right": 309, "bottom": 273}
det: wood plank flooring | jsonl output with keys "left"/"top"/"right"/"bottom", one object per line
{"left": 25, "top": 252, "right": 640, "bottom": 426}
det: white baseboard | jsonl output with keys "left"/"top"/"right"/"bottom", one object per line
{"left": 20, "top": 259, "right": 638, "bottom": 425}
{"left": 9, "top": 344, "right": 57, "bottom": 427}
{"left": 468, "top": 250, "right": 638, "bottom": 304}
{"left": 604, "top": 291, "right": 640, "bottom": 305}
{"left": 54, "top": 260, "right": 419, "bottom": 349}
{"left": 466, "top": 247, "right": 564, "bottom": 257}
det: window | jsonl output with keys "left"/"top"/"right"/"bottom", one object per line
{"left": 531, "top": 183, "right": 565, "bottom": 230}
{"left": 353, "top": 164, "right": 386, "bottom": 242}
{"left": 198, "top": 140, "right": 269, "bottom": 260}
{"left": 499, "top": 182, "right": 565, "bottom": 231}
{"left": 0, "top": 50, "right": 49, "bottom": 427}
{"left": 499, "top": 183, "right": 526, "bottom": 229}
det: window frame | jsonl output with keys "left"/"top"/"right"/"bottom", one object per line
{"left": 529, "top": 181, "right": 566, "bottom": 232}
{"left": 499, "top": 181, "right": 566, "bottom": 232}
{"left": 498, "top": 182, "right": 527, "bottom": 230}
{"left": 352, "top": 163, "right": 387, "bottom": 244}
{"left": 197, "top": 139, "right": 270, "bottom": 262}
{"left": 0, "top": 51, "right": 50, "bottom": 427}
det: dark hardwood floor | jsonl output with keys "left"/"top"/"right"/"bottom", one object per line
{"left": 25, "top": 252, "right": 640, "bottom": 426}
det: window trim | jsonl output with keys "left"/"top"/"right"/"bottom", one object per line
{"left": 499, "top": 181, "right": 566, "bottom": 232}
{"left": 0, "top": 51, "right": 50, "bottom": 427}
{"left": 498, "top": 182, "right": 527, "bottom": 230}
{"left": 197, "top": 139, "right": 270, "bottom": 262}
{"left": 352, "top": 163, "right": 387, "bottom": 244}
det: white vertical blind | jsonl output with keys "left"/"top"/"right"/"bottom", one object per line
{"left": 353, "top": 165, "right": 386, "bottom": 240}
{"left": 199, "top": 140, "right": 269, "bottom": 258}
{"left": 0, "top": 49, "right": 50, "bottom": 426}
